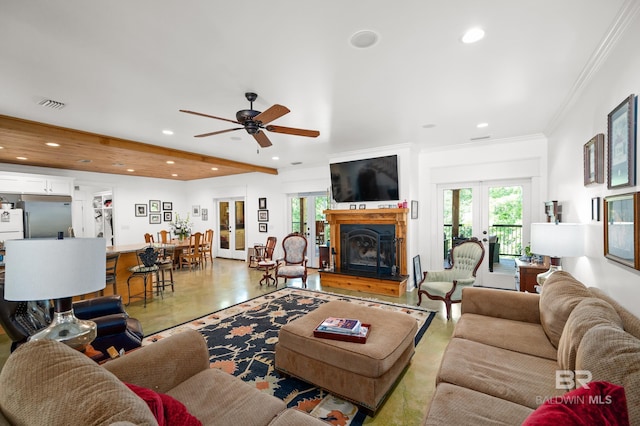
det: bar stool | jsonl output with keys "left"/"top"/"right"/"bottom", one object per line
{"left": 156, "top": 245, "right": 175, "bottom": 293}
{"left": 127, "top": 247, "right": 160, "bottom": 308}
{"left": 103, "top": 252, "right": 120, "bottom": 296}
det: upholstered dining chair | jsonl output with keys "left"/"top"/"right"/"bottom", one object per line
{"left": 275, "top": 233, "right": 308, "bottom": 288}
{"left": 417, "top": 238, "right": 485, "bottom": 320}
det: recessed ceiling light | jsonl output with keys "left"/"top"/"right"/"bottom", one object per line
{"left": 0, "top": 146, "right": 4, "bottom": 149}
{"left": 461, "top": 27, "right": 485, "bottom": 44}
{"left": 272, "top": 156, "right": 279, "bottom": 160}
{"left": 477, "top": 122, "right": 489, "bottom": 128}
{"left": 422, "top": 124, "right": 437, "bottom": 129}
{"left": 171, "top": 173, "right": 178, "bottom": 177}
{"left": 350, "top": 30, "right": 379, "bottom": 48}
{"left": 127, "top": 169, "right": 135, "bottom": 172}
{"left": 162, "top": 129, "right": 174, "bottom": 135}
{"left": 45, "top": 142, "right": 60, "bottom": 147}
{"left": 166, "top": 160, "right": 175, "bottom": 164}
{"left": 211, "top": 167, "right": 219, "bottom": 171}
{"left": 16, "top": 156, "right": 27, "bottom": 160}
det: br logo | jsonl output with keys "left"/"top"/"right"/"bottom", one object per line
{"left": 556, "top": 370, "right": 592, "bottom": 390}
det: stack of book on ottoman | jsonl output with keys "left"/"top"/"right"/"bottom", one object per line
{"left": 313, "top": 316, "right": 370, "bottom": 343}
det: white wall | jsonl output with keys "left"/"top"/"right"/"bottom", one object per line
{"left": 546, "top": 10, "right": 640, "bottom": 316}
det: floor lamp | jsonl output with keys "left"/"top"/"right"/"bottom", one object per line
{"left": 530, "top": 223, "right": 585, "bottom": 287}
{"left": 4, "top": 238, "right": 106, "bottom": 351}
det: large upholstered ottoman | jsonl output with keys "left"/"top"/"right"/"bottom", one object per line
{"left": 275, "top": 300, "right": 417, "bottom": 414}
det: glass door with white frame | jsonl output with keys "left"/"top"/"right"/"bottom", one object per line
{"left": 217, "top": 198, "right": 246, "bottom": 260}
{"left": 438, "top": 180, "right": 530, "bottom": 289}
{"left": 288, "top": 193, "right": 330, "bottom": 268}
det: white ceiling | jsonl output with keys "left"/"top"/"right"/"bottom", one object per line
{"left": 0, "top": 0, "right": 629, "bottom": 173}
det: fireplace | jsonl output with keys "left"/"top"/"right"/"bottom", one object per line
{"left": 341, "top": 224, "right": 396, "bottom": 276}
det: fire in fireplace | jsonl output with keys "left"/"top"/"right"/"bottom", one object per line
{"left": 340, "top": 224, "right": 396, "bottom": 276}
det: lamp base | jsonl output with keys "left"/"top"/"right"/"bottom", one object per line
{"left": 536, "top": 257, "right": 563, "bottom": 287}
{"left": 28, "top": 309, "right": 97, "bottom": 352}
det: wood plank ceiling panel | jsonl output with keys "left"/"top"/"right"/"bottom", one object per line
{"left": 0, "top": 115, "right": 277, "bottom": 181}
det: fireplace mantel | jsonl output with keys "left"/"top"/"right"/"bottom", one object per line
{"left": 324, "top": 208, "right": 408, "bottom": 275}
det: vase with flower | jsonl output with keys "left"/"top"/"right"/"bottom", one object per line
{"left": 170, "top": 213, "right": 192, "bottom": 241}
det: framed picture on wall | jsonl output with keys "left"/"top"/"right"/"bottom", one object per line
{"left": 258, "top": 210, "right": 269, "bottom": 222}
{"left": 149, "top": 200, "right": 161, "bottom": 213}
{"left": 583, "top": 133, "right": 604, "bottom": 186}
{"left": 607, "top": 94, "right": 637, "bottom": 189}
{"left": 201, "top": 208, "right": 208, "bottom": 221}
{"left": 164, "top": 212, "right": 172, "bottom": 222}
{"left": 135, "top": 204, "right": 147, "bottom": 217}
{"left": 259, "top": 198, "right": 267, "bottom": 209}
{"left": 192, "top": 205, "right": 200, "bottom": 217}
{"left": 411, "top": 200, "right": 419, "bottom": 219}
{"left": 149, "top": 213, "right": 161, "bottom": 224}
{"left": 259, "top": 223, "right": 268, "bottom": 233}
{"left": 603, "top": 192, "right": 639, "bottom": 269}
{"left": 162, "top": 202, "right": 173, "bottom": 211}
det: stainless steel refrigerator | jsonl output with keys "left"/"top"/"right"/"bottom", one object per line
{"left": 17, "top": 195, "right": 73, "bottom": 239}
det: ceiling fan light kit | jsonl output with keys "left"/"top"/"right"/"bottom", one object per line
{"left": 181, "top": 92, "right": 319, "bottom": 148}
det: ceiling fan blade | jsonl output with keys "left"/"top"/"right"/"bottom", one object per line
{"left": 194, "top": 128, "right": 243, "bottom": 138}
{"left": 266, "top": 125, "right": 320, "bottom": 138}
{"left": 253, "top": 131, "right": 273, "bottom": 148}
{"left": 180, "top": 109, "right": 241, "bottom": 125}
{"left": 254, "top": 104, "right": 290, "bottom": 125}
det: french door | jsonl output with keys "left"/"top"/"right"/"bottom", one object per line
{"left": 217, "top": 198, "right": 246, "bottom": 260}
{"left": 288, "top": 193, "right": 330, "bottom": 268}
{"left": 437, "top": 179, "right": 531, "bottom": 289}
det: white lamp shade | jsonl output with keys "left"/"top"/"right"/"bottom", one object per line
{"left": 530, "top": 223, "right": 585, "bottom": 258}
{"left": 4, "top": 238, "right": 106, "bottom": 301}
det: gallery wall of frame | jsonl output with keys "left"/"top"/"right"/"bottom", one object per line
{"left": 135, "top": 200, "right": 174, "bottom": 224}
{"left": 258, "top": 197, "right": 269, "bottom": 232}
{"left": 585, "top": 94, "right": 638, "bottom": 271}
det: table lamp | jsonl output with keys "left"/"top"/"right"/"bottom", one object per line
{"left": 4, "top": 238, "right": 106, "bottom": 351}
{"left": 530, "top": 223, "right": 585, "bottom": 286}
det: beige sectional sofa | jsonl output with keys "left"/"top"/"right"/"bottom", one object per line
{"left": 423, "top": 271, "right": 640, "bottom": 425}
{"left": 0, "top": 329, "right": 327, "bottom": 425}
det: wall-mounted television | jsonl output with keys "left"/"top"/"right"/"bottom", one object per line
{"left": 330, "top": 155, "right": 399, "bottom": 202}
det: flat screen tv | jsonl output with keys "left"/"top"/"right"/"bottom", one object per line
{"left": 330, "top": 155, "right": 399, "bottom": 202}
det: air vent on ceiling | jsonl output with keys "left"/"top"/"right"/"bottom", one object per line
{"left": 470, "top": 135, "right": 491, "bottom": 141}
{"left": 38, "top": 98, "right": 66, "bottom": 110}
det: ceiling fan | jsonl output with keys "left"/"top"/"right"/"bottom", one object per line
{"left": 180, "top": 92, "right": 320, "bottom": 148}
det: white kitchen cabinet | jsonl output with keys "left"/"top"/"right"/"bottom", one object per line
{"left": 0, "top": 172, "right": 72, "bottom": 195}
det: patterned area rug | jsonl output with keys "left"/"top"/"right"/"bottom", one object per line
{"left": 143, "top": 288, "right": 436, "bottom": 425}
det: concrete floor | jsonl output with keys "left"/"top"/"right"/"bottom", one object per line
{"left": 0, "top": 258, "right": 458, "bottom": 425}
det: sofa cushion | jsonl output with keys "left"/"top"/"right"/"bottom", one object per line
{"left": 539, "top": 271, "right": 591, "bottom": 348}
{"left": 576, "top": 325, "right": 640, "bottom": 425}
{"left": 166, "top": 368, "right": 286, "bottom": 426}
{"left": 589, "top": 287, "right": 640, "bottom": 340}
{"left": 125, "top": 383, "right": 202, "bottom": 426}
{"left": 0, "top": 339, "right": 156, "bottom": 425}
{"left": 424, "top": 383, "right": 534, "bottom": 426}
{"left": 454, "top": 313, "right": 556, "bottom": 360}
{"left": 557, "top": 298, "right": 623, "bottom": 371}
{"left": 436, "top": 338, "right": 563, "bottom": 409}
{"left": 268, "top": 408, "right": 329, "bottom": 425}
{"left": 522, "top": 381, "right": 629, "bottom": 426}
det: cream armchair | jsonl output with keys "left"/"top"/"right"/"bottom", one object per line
{"left": 275, "top": 233, "right": 308, "bottom": 287}
{"left": 417, "top": 238, "right": 485, "bottom": 320}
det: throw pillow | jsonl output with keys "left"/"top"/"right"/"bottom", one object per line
{"left": 539, "top": 271, "right": 591, "bottom": 348}
{"left": 557, "top": 298, "right": 623, "bottom": 372}
{"left": 522, "top": 381, "right": 629, "bottom": 425}
{"left": 0, "top": 339, "right": 156, "bottom": 425}
{"left": 125, "top": 383, "right": 202, "bottom": 426}
{"left": 576, "top": 325, "right": 640, "bottom": 425}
